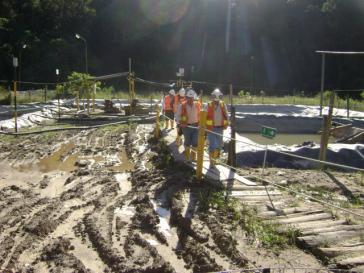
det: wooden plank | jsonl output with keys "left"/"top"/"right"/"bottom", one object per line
{"left": 235, "top": 195, "right": 282, "bottom": 202}
{"left": 163, "top": 126, "right": 257, "bottom": 185}
{"left": 302, "top": 224, "right": 364, "bottom": 236}
{"left": 287, "top": 219, "right": 347, "bottom": 231}
{"left": 299, "top": 230, "right": 364, "bottom": 247}
{"left": 230, "top": 190, "right": 281, "bottom": 197}
{"left": 350, "top": 266, "right": 364, "bottom": 273}
{"left": 338, "top": 256, "right": 364, "bottom": 267}
{"left": 319, "top": 245, "right": 364, "bottom": 258}
{"left": 221, "top": 183, "right": 268, "bottom": 191}
{"left": 274, "top": 212, "right": 333, "bottom": 224}
{"left": 258, "top": 207, "right": 312, "bottom": 219}
{"left": 272, "top": 210, "right": 326, "bottom": 220}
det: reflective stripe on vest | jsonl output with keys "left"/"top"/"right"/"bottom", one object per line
{"left": 206, "top": 101, "right": 228, "bottom": 130}
{"left": 164, "top": 95, "right": 173, "bottom": 111}
{"left": 180, "top": 101, "right": 201, "bottom": 127}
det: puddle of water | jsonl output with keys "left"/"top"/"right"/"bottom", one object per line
{"left": 151, "top": 200, "right": 172, "bottom": 237}
{"left": 241, "top": 133, "right": 332, "bottom": 146}
{"left": 114, "top": 205, "right": 135, "bottom": 218}
{"left": 109, "top": 147, "right": 134, "bottom": 172}
{"left": 37, "top": 142, "right": 78, "bottom": 173}
{"left": 146, "top": 238, "right": 159, "bottom": 246}
{"left": 114, "top": 173, "right": 131, "bottom": 195}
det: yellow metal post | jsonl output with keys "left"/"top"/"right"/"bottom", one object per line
{"left": 87, "top": 86, "right": 90, "bottom": 114}
{"left": 196, "top": 111, "right": 207, "bottom": 181}
{"left": 13, "top": 80, "right": 18, "bottom": 133}
{"left": 57, "top": 85, "right": 61, "bottom": 118}
{"left": 128, "top": 72, "right": 136, "bottom": 114}
{"left": 155, "top": 105, "right": 161, "bottom": 138}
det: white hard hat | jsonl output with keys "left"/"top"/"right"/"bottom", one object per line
{"left": 179, "top": 88, "right": 186, "bottom": 96}
{"left": 186, "top": 89, "right": 196, "bottom": 98}
{"left": 211, "top": 88, "right": 223, "bottom": 99}
{"left": 169, "top": 89, "right": 175, "bottom": 95}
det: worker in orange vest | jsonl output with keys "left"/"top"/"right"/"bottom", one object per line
{"left": 176, "top": 89, "right": 201, "bottom": 161}
{"left": 162, "top": 89, "right": 175, "bottom": 129}
{"left": 174, "top": 88, "right": 186, "bottom": 146}
{"left": 205, "top": 89, "right": 229, "bottom": 167}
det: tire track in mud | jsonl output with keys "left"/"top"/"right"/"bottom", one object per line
{"left": 0, "top": 124, "right": 277, "bottom": 272}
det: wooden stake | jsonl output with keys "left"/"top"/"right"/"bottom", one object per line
{"left": 155, "top": 105, "right": 161, "bottom": 138}
{"left": 319, "top": 92, "right": 335, "bottom": 168}
{"left": 196, "top": 111, "right": 207, "bottom": 181}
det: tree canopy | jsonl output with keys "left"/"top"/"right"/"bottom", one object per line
{"left": 1, "top": 0, "right": 364, "bottom": 97}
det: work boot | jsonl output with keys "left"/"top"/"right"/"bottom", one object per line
{"left": 176, "top": 135, "right": 181, "bottom": 146}
{"left": 184, "top": 147, "right": 191, "bottom": 161}
{"left": 191, "top": 147, "right": 197, "bottom": 162}
{"left": 214, "top": 150, "right": 220, "bottom": 164}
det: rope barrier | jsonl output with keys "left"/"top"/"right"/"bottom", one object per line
{"left": 134, "top": 77, "right": 172, "bottom": 87}
{"left": 159, "top": 113, "right": 364, "bottom": 219}
{"left": 204, "top": 127, "right": 364, "bottom": 173}
{"left": 214, "top": 158, "right": 364, "bottom": 219}
{"left": 0, "top": 71, "right": 130, "bottom": 87}
{"left": 0, "top": 115, "right": 156, "bottom": 136}
{"left": 161, "top": 110, "right": 364, "bottom": 173}
{"left": 209, "top": 267, "right": 357, "bottom": 273}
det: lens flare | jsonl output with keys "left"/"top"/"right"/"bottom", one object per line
{"left": 138, "top": 0, "right": 191, "bottom": 26}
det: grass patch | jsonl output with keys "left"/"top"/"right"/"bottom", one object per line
{"left": 2, "top": 86, "right": 364, "bottom": 112}
{"left": 240, "top": 203, "right": 300, "bottom": 248}
{"left": 197, "top": 189, "right": 300, "bottom": 249}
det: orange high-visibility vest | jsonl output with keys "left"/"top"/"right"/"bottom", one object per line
{"left": 164, "top": 95, "right": 173, "bottom": 111}
{"left": 206, "top": 101, "right": 228, "bottom": 130}
{"left": 180, "top": 101, "right": 201, "bottom": 127}
{"left": 174, "top": 95, "right": 186, "bottom": 113}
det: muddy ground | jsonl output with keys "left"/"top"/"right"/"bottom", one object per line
{"left": 0, "top": 124, "right": 362, "bottom": 273}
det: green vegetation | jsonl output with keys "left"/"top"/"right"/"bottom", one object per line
{"left": 1, "top": 83, "right": 364, "bottom": 112}
{"left": 198, "top": 189, "right": 300, "bottom": 249}
{"left": 234, "top": 90, "right": 364, "bottom": 112}
{"left": 153, "top": 139, "right": 175, "bottom": 169}
{"left": 98, "top": 123, "right": 128, "bottom": 133}
{"left": 286, "top": 184, "right": 364, "bottom": 210}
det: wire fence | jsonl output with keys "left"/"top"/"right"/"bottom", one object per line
{"left": 209, "top": 267, "right": 358, "bottom": 273}
{"left": 160, "top": 111, "right": 364, "bottom": 220}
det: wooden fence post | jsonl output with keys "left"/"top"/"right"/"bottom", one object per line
{"left": 228, "top": 106, "right": 236, "bottom": 167}
{"left": 228, "top": 84, "right": 236, "bottom": 167}
{"left": 155, "top": 105, "right": 161, "bottom": 139}
{"left": 196, "top": 111, "right": 207, "bottom": 181}
{"left": 346, "top": 95, "right": 350, "bottom": 118}
{"left": 319, "top": 92, "right": 335, "bottom": 168}
{"left": 44, "top": 85, "right": 47, "bottom": 103}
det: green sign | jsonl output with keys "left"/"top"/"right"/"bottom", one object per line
{"left": 261, "top": 126, "right": 277, "bottom": 139}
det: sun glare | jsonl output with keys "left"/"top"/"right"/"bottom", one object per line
{"left": 138, "top": 0, "right": 191, "bottom": 26}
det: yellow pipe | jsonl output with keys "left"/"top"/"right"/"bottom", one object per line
{"left": 155, "top": 105, "right": 161, "bottom": 138}
{"left": 196, "top": 111, "right": 207, "bottom": 181}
